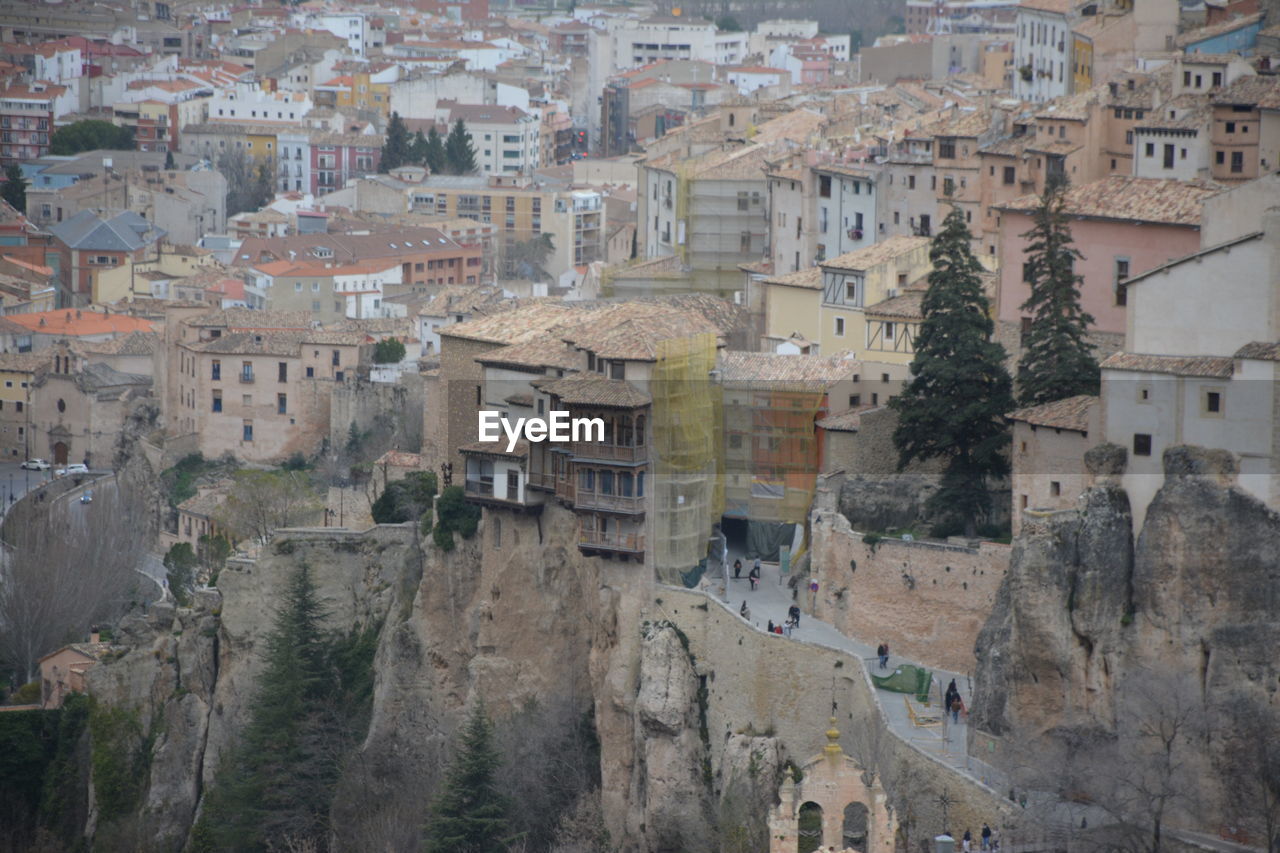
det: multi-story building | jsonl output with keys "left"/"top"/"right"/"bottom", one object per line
{"left": 442, "top": 103, "right": 540, "bottom": 177}
{"left": 405, "top": 176, "right": 603, "bottom": 279}
{"left": 234, "top": 227, "right": 481, "bottom": 294}
{"left": 247, "top": 257, "right": 402, "bottom": 322}
{"left": 1209, "top": 75, "right": 1280, "bottom": 184}
{"left": 760, "top": 235, "right": 933, "bottom": 363}
{"left": 1013, "top": 0, "right": 1079, "bottom": 102}
{"left": 274, "top": 130, "right": 381, "bottom": 195}
{"left": 0, "top": 351, "right": 43, "bottom": 460}
{"left": 1132, "top": 94, "right": 1212, "bottom": 181}
{"left": 48, "top": 210, "right": 166, "bottom": 306}
{"left": 993, "top": 176, "right": 1218, "bottom": 363}
{"left": 165, "top": 307, "right": 369, "bottom": 463}
{"left": 609, "top": 16, "right": 718, "bottom": 71}
{"left": 0, "top": 82, "right": 63, "bottom": 168}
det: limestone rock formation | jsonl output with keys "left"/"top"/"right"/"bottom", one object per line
{"left": 971, "top": 445, "right": 1280, "bottom": 830}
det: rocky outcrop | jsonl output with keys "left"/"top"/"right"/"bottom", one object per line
{"left": 971, "top": 445, "right": 1280, "bottom": 828}
{"left": 631, "top": 623, "right": 714, "bottom": 852}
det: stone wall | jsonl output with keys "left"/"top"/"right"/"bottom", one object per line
{"left": 330, "top": 375, "right": 424, "bottom": 452}
{"left": 810, "top": 508, "right": 1011, "bottom": 674}
{"left": 655, "top": 585, "right": 1020, "bottom": 849}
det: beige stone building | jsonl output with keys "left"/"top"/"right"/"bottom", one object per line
{"left": 1007, "top": 394, "right": 1100, "bottom": 536}
{"left": 164, "top": 308, "right": 370, "bottom": 464}
{"left": 28, "top": 348, "right": 151, "bottom": 467}
{"left": 38, "top": 640, "right": 113, "bottom": 709}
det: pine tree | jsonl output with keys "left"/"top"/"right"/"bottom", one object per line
{"left": 380, "top": 111, "right": 410, "bottom": 173}
{"left": 1016, "top": 179, "right": 1099, "bottom": 406}
{"left": 1, "top": 164, "right": 27, "bottom": 212}
{"left": 890, "top": 205, "right": 1014, "bottom": 539}
{"left": 410, "top": 129, "right": 428, "bottom": 166}
{"left": 444, "top": 119, "right": 478, "bottom": 175}
{"left": 425, "top": 701, "right": 511, "bottom": 853}
{"left": 424, "top": 125, "right": 447, "bottom": 174}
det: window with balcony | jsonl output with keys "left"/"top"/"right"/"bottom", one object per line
{"left": 240, "top": 362, "right": 254, "bottom": 383}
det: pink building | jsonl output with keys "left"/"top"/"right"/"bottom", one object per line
{"left": 308, "top": 132, "right": 381, "bottom": 196}
{"left": 993, "top": 176, "right": 1218, "bottom": 356}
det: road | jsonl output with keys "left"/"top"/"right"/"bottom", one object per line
{"left": 0, "top": 459, "right": 55, "bottom": 512}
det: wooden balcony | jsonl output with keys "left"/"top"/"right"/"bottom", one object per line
{"left": 578, "top": 527, "right": 645, "bottom": 556}
{"left": 463, "top": 479, "right": 543, "bottom": 512}
{"left": 572, "top": 442, "right": 646, "bottom": 463}
{"left": 573, "top": 490, "right": 644, "bottom": 515}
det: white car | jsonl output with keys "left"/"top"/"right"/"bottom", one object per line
{"left": 56, "top": 463, "right": 89, "bottom": 477}
{"left": 20, "top": 459, "right": 50, "bottom": 470}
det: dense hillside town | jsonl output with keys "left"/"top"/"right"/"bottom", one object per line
{"left": 0, "top": 0, "right": 1278, "bottom": 850}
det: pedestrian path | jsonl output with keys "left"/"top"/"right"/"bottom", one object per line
{"left": 710, "top": 551, "right": 983, "bottom": 780}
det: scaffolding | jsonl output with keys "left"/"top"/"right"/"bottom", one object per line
{"left": 650, "top": 332, "right": 722, "bottom": 582}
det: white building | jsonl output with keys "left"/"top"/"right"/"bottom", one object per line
{"left": 208, "top": 83, "right": 312, "bottom": 124}
{"left": 813, "top": 165, "right": 879, "bottom": 259}
{"left": 1012, "top": 0, "right": 1076, "bottom": 102}
{"left": 291, "top": 11, "right": 368, "bottom": 57}
{"left": 444, "top": 104, "right": 540, "bottom": 177}
{"left": 609, "top": 16, "right": 717, "bottom": 70}
{"left": 1132, "top": 95, "right": 1211, "bottom": 181}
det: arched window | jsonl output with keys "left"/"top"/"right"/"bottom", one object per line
{"left": 842, "top": 802, "right": 869, "bottom": 852}
{"left": 798, "top": 802, "right": 823, "bottom": 853}
{"left": 57, "top": 399, "right": 66, "bottom": 413}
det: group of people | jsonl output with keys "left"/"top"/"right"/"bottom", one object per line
{"left": 765, "top": 605, "right": 802, "bottom": 637}
{"left": 944, "top": 678, "right": 965, "bottom": 724}
{"left": 960, "top": 824, "right": 996, "bottom": 851}
{"left": 731, "top": 557, "right": 762, "bottom": 590}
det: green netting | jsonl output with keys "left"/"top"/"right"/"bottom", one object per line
{"left": 871, "top": 664, "right": 932, "bottom": 703}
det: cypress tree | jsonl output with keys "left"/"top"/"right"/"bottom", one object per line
{"left": 1016, "top": 179, "right": 1100, "bottom": 406}
{"left": 444, "top": 119, "right": 478, "bottom": 175}
{"left": 890, "top": 205, "right": 1014, "bottom": 539}
{"left": 410, "top": 130, "right": 428, "bottom": 166}
{"left": 380, "top": 111, "right": 410, "bottom": 172}
{"left": 425, "top": 701, "right": 510, "bottom": 853}
{"left": 1, "top": 164, "right": 27, "bottom": 212}
{"left": 424, "top": 125, "right": 447, "bottom": 174}
{"left": 194, "top": 566, "right": 332, "bottom": 849}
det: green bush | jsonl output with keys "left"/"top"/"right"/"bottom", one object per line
{"left": 371, "top": 471, "right": 438, "bottom": 524}
{"left": 432, "top": 523, "right": 456, "bottom": 551}
{"left": 372, "top": 337, "right": 407, "bottom": 364}
{"left": 10, "top": 681, "right": 40, "bottom": 705}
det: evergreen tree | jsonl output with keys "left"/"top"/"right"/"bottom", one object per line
{"left": 444, "top": 119, "right": 478, "bottom": 175}
{"left": 890, "top": 205, "right": 1014, "bottom": 539}
{"left": 424, "top": 125, "right": 447, "bottom": 174}
{"left": 410, "top": 129, "right": 429, "bottom": 166}
{"left": 164, "top": 149, "right": 175, "bottom": 170}
{"left": 380, "top": 111, "right": 411, "bottom": 173}
{"left": 1, "top": 164, "right": 27, "bottom": 212}
{"left": 195, "top": 566, "right": 333, "bottom": 849}
{"left": 1015, "top": 180, "right": 1099, "bottom": 406}
{"left": 425, "top": 700, "right": 511, "bottom": 853}
{"left": 48, "top": 119, "right": 133, "bottom": 156}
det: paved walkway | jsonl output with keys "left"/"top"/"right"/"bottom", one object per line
{"left": 709, "top": 550, "right": 984, "bottom": 781}
{"left": 703, "top": 551, "right": 1264, "bottom": 852}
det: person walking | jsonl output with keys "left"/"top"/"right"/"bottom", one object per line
{"left": 962, "top": 829, "right": 972, "bottom": 852}
{"left": 748, "top": 562, "right": 761, "bottom": 591}
{"left": 740, "top": 601, "right": 750, "bottom": 620}
{"left": 878, "top": 643, "right": 889, "bottom": 669}
{"left": 951, "top": 695, "right": 962, "bottom": 724}
{"left": 733, "top": 558, "right": 742, "bottom": 579}
{"left": 788, "top": 604, "right": 801, "bottom": 628}
{"left": 981, "top": 824, "right": 991, "bottom": 851}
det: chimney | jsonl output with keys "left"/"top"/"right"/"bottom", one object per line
{"left": 90, "top": 630, "right": 100, "bottom": 643}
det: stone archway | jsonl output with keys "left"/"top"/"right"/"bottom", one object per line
{"left": 798, "top": 801, "right": 824, "bottom": 853}
{"left": 843, "top": 801, "right": 870, "bottom": 851}
{"left": 53, "top": 442, "right": 68, "bottom": 465}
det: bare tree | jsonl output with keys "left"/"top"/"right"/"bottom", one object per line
{"left": 214, "top": 470, "right": 323, "bottom": 544}
{"left": 0, "top": 479, "right": 149, "bottom": 683}
{"left": 1221, "top": 692, "right": 1280, "bottom": 852}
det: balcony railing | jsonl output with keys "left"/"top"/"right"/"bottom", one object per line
{"left": 572, "top": 442, "right": 645, "bottom": 462}
{"left": 464, "top": 478, "right": 494, "bottom": 497}
{"left": 574, "top": 491, "right": 643, "bottom": 514}
{"left": 578, "top": 528, "right": 645, "bottom": 553}
{"left": 239, "top": 372, "right": 254, "bottom": 384}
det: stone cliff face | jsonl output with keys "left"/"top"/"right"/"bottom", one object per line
{"left": 971, "top": 445, "right": 1280, "bottom": 826}
{"left": 85, "top": 501, "right": 730, "bottom": 851}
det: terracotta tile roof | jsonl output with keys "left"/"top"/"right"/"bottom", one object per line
{"left": 557, "top": 306, "right": 723, "bottom": 361}
{"left": 864, "top": 290, "right": 925, "bottom": 321}
{"left": 1100, "top": 352, "right": 1234, "bottom": 377}
{"left": 1019, "top": 0, "right": 1074, "bottom": 13}
{"left": 1211, "top": 74, "right": 1280, "bottom": 108}
{"left": 186, "top": 308, "right": 312, "bottom": 330}
{"left": 1007, "top": 394, "right": 1096, "bottom": 431}
{"left": 535, "top": 374, "right": 651, "bottom": 408}
{"left": 0, "top": 351, "right": 52, "bottom": 373}
{"left": 1135, "top": 93, "right": 1211, "bottom": 131}
{"left": 1027, "top": 138, "right": 1083, "bottom": 156}
{"left": 76, "top": 331, "right": 158, "bottom": 356}
{"left": 188, "top": 330, "right": 307, "bottom": 356}
{"left": 823, "top": 235, "right": 930, "bottom": 272}
{"left": 996, "top": 176, "right": 1220, "bottom": 226}
{"left": 979, "top": 133, "right": 1034, "bottom": 157}
{"left": 816, "top": 405, "right": 878, "bottom": 432}
{"left": 718, "top": 351, "right": 859, "bottom": 388}
{"left": 1233, "top": 342, "right": 1280, "bottom": 361}
{"left": 442, "top": 301, "right": 587, "bottom": 345}
{"left": 177, "top": 484, "right": 230, "bottom": 518}
{"left": 7, "top": 310, "right": 156, "bottom": 337}
{"left": 761, "top": 265, "right": 822, "bottom": 290}
{"left": 476, "top": 334, "right": 580, "bottom": 370}
{"left": 459, "top": 439, "right": 529, "bottom": 458}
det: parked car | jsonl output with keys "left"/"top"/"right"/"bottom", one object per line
{"left": 20, "top": 459, "right": 50, "bottom": 470}
{"left": 56, "top": 463, "right": 89, "bottom": 477}
{"left": 80, "top": 491, "right": 93, "bottom": 504}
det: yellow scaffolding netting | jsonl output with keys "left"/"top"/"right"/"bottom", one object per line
{"left": 651, "top": 332, "right": 722, "bottom": 581}
{"left": 721, "top": 383, "right": 826, "bottom": 526}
